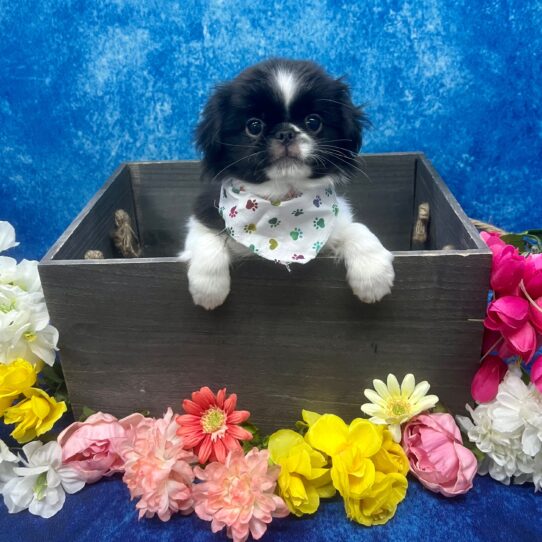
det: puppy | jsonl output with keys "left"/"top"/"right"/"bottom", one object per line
{"left": 180, "top": 59, "right": 394, "bottom": 310}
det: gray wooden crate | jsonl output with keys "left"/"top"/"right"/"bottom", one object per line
{"left": 38, "top": 153, "right": 491, "bottom": 431}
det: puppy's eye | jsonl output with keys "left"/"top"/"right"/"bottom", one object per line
{"left": 305, "top": 114, "right": 322, "bottom": 133}
{"left": 246, "top": 118, "right": 264, "bottom": 137}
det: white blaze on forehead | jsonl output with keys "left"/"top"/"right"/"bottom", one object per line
{"left": 275, "top": 69, "right": 298, "bottom": 108}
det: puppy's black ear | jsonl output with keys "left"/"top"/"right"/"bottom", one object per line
{"left": 195, "top": 84, "right": 230, "bottom": 173}
{"left": 336, "top": 78, "right": 370, "bottom": 153}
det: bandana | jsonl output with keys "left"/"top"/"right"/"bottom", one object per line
{"left": 218, "top": 179, "right": 339, "bottom": 265}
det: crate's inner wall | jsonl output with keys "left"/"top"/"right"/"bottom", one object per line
{"left": 129, "top": 154, "right": 417, "bottom": 257}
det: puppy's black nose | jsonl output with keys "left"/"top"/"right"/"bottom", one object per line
{"left": 275, "top": 129, "right": 296, "bottom": 144}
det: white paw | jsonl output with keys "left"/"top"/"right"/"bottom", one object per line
{"left": 187, "top": 266, "right": 231, "bottom": 310}
{"left": 347, "top": 249, "right": 395, "bottom": 303}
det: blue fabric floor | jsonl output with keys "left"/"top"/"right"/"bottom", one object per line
{"left": 0, "top": 420, "right": 539, "bottom": 542}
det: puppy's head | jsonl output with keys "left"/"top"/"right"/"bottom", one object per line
{"left": 195, "top": 59, "right": 367, "bottom": 184}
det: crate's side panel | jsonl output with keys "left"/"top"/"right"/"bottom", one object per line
{"left": 50, "top": 166, "right": 138, "bottom": 260}
{"left": 39, "top": 251, "right": 490, "bottom": 432}
{"left": 128, "top": 154, "right": 417, "bottom": 256}
{"left": 413, "top": 156, "right": 486, "bottom": 251}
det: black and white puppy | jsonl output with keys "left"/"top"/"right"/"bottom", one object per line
{"left": 180, "top": 58, "right": 394, "bottom": 310}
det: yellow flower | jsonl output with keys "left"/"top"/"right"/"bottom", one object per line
{"left": 371, "top": 427, "right": 410, "bottom": 476}
{"left": 0, "top": 358, "right": 38, "bottom": 414}
{"left": 268, "top": 429, "right": 335, "bottom": 516}
{"left": 305, "top": 414, "right": 383, "bottom": 499}
{"left": 3, "top": 387, "right": 67, "bottom": 443}
{"left": 361, "top": 373, "right": 439, "bottom": 442}
{"left": 344, "top": 471, "right": 408, "bottom": 526}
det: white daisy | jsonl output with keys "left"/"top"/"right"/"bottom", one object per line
{"left": 361, "top": 373, "right": 439, "bottom": 442}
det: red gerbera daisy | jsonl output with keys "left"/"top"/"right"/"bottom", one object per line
{"left": 176, "top": 386, "right": 252, "bottom": 464}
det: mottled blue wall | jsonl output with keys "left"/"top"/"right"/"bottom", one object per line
{"left": 1, "top": 0, "right": 541, "bottom": 259}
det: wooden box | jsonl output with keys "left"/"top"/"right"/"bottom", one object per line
{"left": 38, "top": 153, "right": 491, "bottom": 431}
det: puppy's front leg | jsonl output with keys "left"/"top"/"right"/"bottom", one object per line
{"left": 328, "top": 197, "right": 394, "bottom": 303}
{"left": 179, "top": 217, "right": 231, "bottom": 310}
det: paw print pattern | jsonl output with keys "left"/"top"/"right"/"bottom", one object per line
{"left": 244, "top": 223, "right": 257, "bottom": 234}
{"left": 292, "top": 209, "right": 304, "bottom": 217}
{"left": 325, "top": 187, "right": 333, "bottom": 197}
{"left": 246, "top": 199, "right": 258, "bottom": 211}
{"left": 292, "top": 254, "right": 305, "bottom": 261}
{"left": 229, "top": 206, "right": 238, "bottom": 218}
{"left": 269, "top": 239, "right": 279, "bottom": 250}
{"left": 313, "top": 217, "right": 325, "bottom": 229}
{"left": 248, "top": 244, "right": 259, "bottom": 254}
{"left": 290, "top": 227, "right": 303, "bottom": 241}
{"left": 226, "top": 226, "right": 235, "bottom": 238}
{"left": 312, "top": 241, "right": 324, "bottom": 252}
{"left": 313, "top": 195, "right": 322, "bottom": 208}
{"left": 332, "top": 203, "right": 339, "bottom": 216}
{"left": 268, "top": 217, "right": 281, "bottom": 228}
{"left": 218, "top": 206, "right": 225, "bottom": 218}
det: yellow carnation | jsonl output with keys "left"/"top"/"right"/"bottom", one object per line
{"left": 3, "top": 387, "right": 67, "bottom": 443}
{"left": 344, "top": 471, "right": 408, "bottom": 526}
{"left": 268, "top": 429, "right": 335, "bottom": 516}
{"left": 0, "top": 358, "right": 38, "bottom": 414}
{"left": 371, "top": 427, "right": 410, "bottom": 476}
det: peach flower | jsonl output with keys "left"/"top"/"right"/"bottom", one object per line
{"left": 193, "top": 448, "right": 289, "bottom": 542}
{"left": 121, "top": 408, "right": 197, "bottom": 521}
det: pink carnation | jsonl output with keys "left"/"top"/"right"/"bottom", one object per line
{"left": 402, "top": 413, "right": 477, "bottom": 497}
{"left": 193, "top": 448, "right": 289, "bottom": 542}
{"left": 57, "top": 411, "right": 145, "bottom": 483}
{"left": 121, "top": 408, "right": 197, "bottom": 521}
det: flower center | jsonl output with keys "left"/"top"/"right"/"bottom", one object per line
{"left": 387, "top": 398, "right": 411, "bottom": 418}
{"left": 24, "top": 331, "right": 37, "bottom": 342}
{"left": 33, "top": 472, "right": 48, "bottom": 501}
{"left": 0, "top": 300, "right": 15, "bottom": 313}
{"left": 201, "top": 407, "right": 226, "bottom": 434}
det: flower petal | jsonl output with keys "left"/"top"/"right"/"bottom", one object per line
{"left": 386, "top": 374, "right": 401, "bottom": 396}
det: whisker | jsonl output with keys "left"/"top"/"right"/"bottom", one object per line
{"left": 209, "top": 151, "right": 266, "bottom": 183}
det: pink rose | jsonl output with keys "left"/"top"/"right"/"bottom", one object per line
{"left": 58, "top": 411, "right": 145, "bottom": 483}
{"left": 402, "top": 413, "right": 477, "bottom": 497}
{"left": 480, "top": 231, "right": 506, "bottom": 256}
{"left": 471, "top": 355, "right": 508, "bottom": 403}
{"left": 489, "top": 245, "right": 525, "bottom": 295}
{"left": 528, "top": 296, "right": 542, "bottom": 334}
{"left": 524, "top": 254, "right": 542, "bottom": 299}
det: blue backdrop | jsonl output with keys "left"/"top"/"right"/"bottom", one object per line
{"left": 1, "top": 0, "right": 541, "bottom": 259}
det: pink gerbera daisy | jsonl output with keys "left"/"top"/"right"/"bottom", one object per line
{"left": 176, "top": 386, "right": 253, "bottom": 464}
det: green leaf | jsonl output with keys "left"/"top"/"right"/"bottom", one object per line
{"left": 78, "top": 406, "right": 96, "bottom": 422}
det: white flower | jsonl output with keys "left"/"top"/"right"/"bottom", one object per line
{"left": 361, "top": 373, "right": 439, "bottom": 442}
{"left": 0, "top": 285, "right": 58, "bottom": 366}
{"left": 492, "top": 367, "right": 542, "bottom": 456}
{"left": 1, "top": 441, "right": 85, "bottom": 518}
{"left": 0, "top": 440, "right": 19, "bottom": 490}
{"left": 0, "top": 222, "right": 19, "bottom": 253}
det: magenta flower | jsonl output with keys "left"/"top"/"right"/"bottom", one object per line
{"left": 489, "top": 245, "right": 525, "bottom": 294}
{"left": 471, "top": 355, "right": 508, "bottom": 403}
{"left": 402, "top": 413, "right": 477, "bottom": 497}
{"left": 527, "top": 295, "right": 542, "bottom": 334}
{"left": 524, "top": 254, "right": 542, "bottom": 299}
{"left": 480, "top": 231, "right": 506, "bottom": 256}
{"left": 193, "top": 448, "right": 289, "bottom": 542}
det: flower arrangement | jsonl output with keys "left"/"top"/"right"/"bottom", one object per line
{"left": 0, "top": 222, "right": 65, "bottom": 444}
{"left": 0, "top": 220, "right": 541, "bottom": 540}
{"left": 459, "top": 229, "right": 542, "bottom": 489}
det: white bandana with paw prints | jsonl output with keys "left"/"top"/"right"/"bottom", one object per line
{"left": 219, "top": 179, "right": 339, "bottom": 265}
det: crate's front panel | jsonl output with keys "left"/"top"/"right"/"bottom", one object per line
{"left": 39, "top": 253, "right": 490, "bottom": 432}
